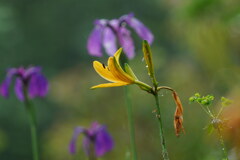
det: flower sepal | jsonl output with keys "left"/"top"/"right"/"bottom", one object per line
{"left": 124, "top": 63, "right": 138, "bottom": 80}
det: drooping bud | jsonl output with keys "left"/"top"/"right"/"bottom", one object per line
{"left": 172, "top": 91, "right": 184, "bottom": 137}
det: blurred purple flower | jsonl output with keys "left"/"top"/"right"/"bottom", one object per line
{"left": 87, "top": 13, "right": 154, "bottom": 59}
{"left": 69, "top": 122, "right": 114, "bottom": 157}
{"left": 0, "top": 66, "right": 48, "bottom": 101}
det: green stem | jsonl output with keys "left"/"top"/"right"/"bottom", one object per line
{"left": 199, "top": 104, "right": 214, "bottom": 118}
{"left": 217, "top": 106, "right": 224, "bottom": 118}
{"left": 89, "top": 154, "right": 97, "bottom": 160}
{"left": 89, "top": 143, "right": 97, "bottom": 160}
{"left": 23, "top": 89, "right": 39, "bottom": 160}
{"left": 153, "top": 92, "right": 169, "bottom": 160}
{"left": 135, "top": 80, "right": 153, "bottom": 93}
{"left": 206, "top": 106, "right": 215, "bottom": 118}
{"left": 124, "top": 86, "right": 138, "bottom": 160}
{"left": 217, "top": 127, "right": 228, "bottom": 160}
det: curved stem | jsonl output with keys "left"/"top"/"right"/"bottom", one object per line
{"left": 23, "top": 89, "right": 39, "bottom": 160}
{"left": 157, "top": 86, "right": 174, "bottom": 92}
{"left": 124, "top": 86, "right": 138, "bottom": 160}
{"left": 154, "top": 92, "right": 169, "bottom": 160}
{"left": 217, "top": 127, "right": 228, "bottom": 160}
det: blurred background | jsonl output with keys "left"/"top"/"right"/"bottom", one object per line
{"left": 0, "top": 0, "right": 240, "bottom": 159}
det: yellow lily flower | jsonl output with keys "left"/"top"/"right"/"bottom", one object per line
{"left": 91, "top": 48, "right": 137, "bottom": 89}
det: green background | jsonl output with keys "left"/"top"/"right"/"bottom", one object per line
{"left": 0, "top": 0, "right": 240, "bottom": 159}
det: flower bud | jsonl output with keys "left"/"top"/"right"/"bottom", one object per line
{"left": 201, "top": 99, "right": 210, "bottom": 106}
{"left": 189, "top": 97, "right": 196, "bottom": 102}
{"left": 142, "top": 40, "right": 155, "bottom": 82}
{"left": 194, "top": 93, "right": 200, "bottom": 98}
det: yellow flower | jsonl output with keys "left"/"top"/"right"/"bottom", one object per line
{"left": 91, "top": 48, "right": 138, "bottom": 89}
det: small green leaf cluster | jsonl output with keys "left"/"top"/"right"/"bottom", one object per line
{"left": 189, "top": 93, "right": 214, "bottom": 106}
{"left": 221, "top": 97, "right": 232, "bottom": 107}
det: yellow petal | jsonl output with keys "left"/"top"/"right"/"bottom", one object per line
{"left": 112, "top": 48, "right": 136, "bottom": 80}
{"left": 93, "top": 61, "right": 121, "bottom": 82}
{"left": 113, "top": 48, "right": 122, "bottom": 66}
{"left": 91, "top": 82, "right": 130, "bottom": 89}
{"left": 108, "top": 57, "right": 133, "bottom": 83}
{"left": 113, "top": 57, "right": 136, "bottom": 81}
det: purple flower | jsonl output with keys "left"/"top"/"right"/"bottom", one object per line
{"left": 69, "top": 122, "right": 114, "bottom": 157}
{"left": 87, "top": 13, "right": 154, "bottom": 59}
{"left": 0, "top": 66, "right": 49, "bottom": 101}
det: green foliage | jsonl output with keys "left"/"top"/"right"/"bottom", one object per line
{"left": 189, "top": 93, "right": 232, "bottom": 130}
{"left": 186, "top": 0, "right": 219, "bottom": 18}
{"left": 0, "top": 0, "right": 239, "bottom": 159}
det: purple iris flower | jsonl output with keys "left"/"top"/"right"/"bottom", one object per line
{"left": 69, "top": 122, "right": 114, "bottom": 157}
{"left": 0, "top": 66, "right": 48, "bottom": 101}
{"left": 87, "top": 13, "right": 154, "bottom": 59}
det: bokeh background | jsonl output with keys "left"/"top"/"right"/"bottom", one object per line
{"left": 0, "top": 0, "right": 240, "bottom": 159}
